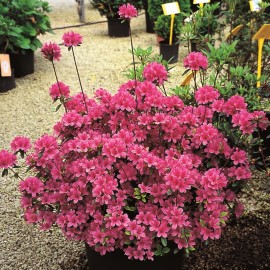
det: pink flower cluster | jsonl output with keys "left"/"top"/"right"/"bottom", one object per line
{"left": 143, "top": 62, "right": 168, "bottom": 85}
{"left": 183, "top": 52, "right": 208, "bottom": 71}
{"left": 49, "top": 81, "right": 70, "bottom": 101}
{"left": 62, "top": 31, "right": 83, "bottom": 47}
{"left": 118, "top": 3, "right": 138, "bottom": 20}
{"left": 2, "top": 73, "right": 268, "bottom": 260}
{"left": 0, "top": 150, "right": 16, "bottom": 169}
{"left": 41, "top": 41, "right": 61, "bottom": 62}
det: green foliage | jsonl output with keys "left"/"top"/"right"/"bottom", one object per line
{"left": 0, "top": 0, "right": 52, "bottom": 53}
{"left": 125, "top": 46, "right": 174, "bottom": 81}
{"left": 91, "top": 0, "right": 143, "bottom": 17}
{"left": 203, "top": 41, "right": 270, "bottom": 111}
{"left": 224, "top": 0, "right": 270, "bottom": 74}
{"left": 181, "top": 3, "right": 221, "bottom": 52}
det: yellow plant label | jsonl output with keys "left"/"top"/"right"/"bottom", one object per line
{"left": 252, "top": 24, "right": 270, "bottom": 40}
{"left": 0, "top": 54, "right": 11, "bottom": 77}
{"left": 249, "top": 0, "right": 262, "bottom": 12}
{"left": 193, "top": 0, "right": 210, "bottom": 4}
{"left": 226, "top": 24, "right": 243, "bottom": 41}
{"left": 162, "top": 2, "right": 180, "bottom": 15}
{"left": 252, "top": 24, "right": 270, "bottom": 87}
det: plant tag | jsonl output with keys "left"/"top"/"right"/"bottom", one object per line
{"left": 252, "top": 24, "right": 270, "bottom": 40}
{"left": 0, "top": 54, "right": 11, "bottom": 77}
{"left": 193, "top": 0, "right": 210, "bottom": 4}
{"left": 252, "top": 24, "right": 270, "bottom": 87}
{"left": 162, "top": 2, "right": 180, "bottom": 15}
{"left": 249, "top": 0, "right": 262, "bottom": 11}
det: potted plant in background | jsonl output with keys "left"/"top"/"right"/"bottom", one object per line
{"left": 92, "top": 0, "right": 143, "bottom": 37}
{"left": 142, "top": 0, "right": 155, "bottom": 33}
{"left": 154, "top": 14, "right": 183, "bottom": 63}
{"left": 0, "top": 0, "right": 52, "bottom": 78}
{"left": 0, "top": 16, "right": 17, "bottom": 92}
{"left": 181, "top": 2, "right": 220, "bottom": 52}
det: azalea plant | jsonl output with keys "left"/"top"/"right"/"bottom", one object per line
{"left": 1, "top": 4, "right": 269, "bottom": 262}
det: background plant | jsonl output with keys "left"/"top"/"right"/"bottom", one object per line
{"left": 181, "top": 2, "right": 221, "bottom": 52}
{"left": 154, "top": 14, "right": 183, "bottom": 43}
{"left": 0, "top": 0, "right": 52, "bottom": 53}
{"left": 223, "top": 0, "right": 270, "bottom": 74}
{"left": 147, "top": 0, "right": 190, "bottom": 22}
{"left": 91, "top": 0, "right": 143, "bottom": 17}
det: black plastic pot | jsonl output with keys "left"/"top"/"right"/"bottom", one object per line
{"left": 9, "top": 50, "right": 34, "bottom": 78}
{"left": 0, "top": 69, "right": 16, "bottom": 93}
{"left": 107, "top": 16, "right": 130, "bottom": 37}
{"left": 159, "top": 41, "right": 179, "bottom": 63}
{"left": 85, "top": 243, "right": 184, "bottom": 270}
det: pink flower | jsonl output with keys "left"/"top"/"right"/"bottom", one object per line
{"left": 19, "top": 177, "right": 44, "bottom": 197}
{"left": 41, "top": 42, "right": 61, "bottom": 61}
{"left": 143, "top": 62, "right": 168, "bottom": 85}
{"left": 195, "top": 85, "right": 220, "bottom": 104}
{"left": 235, "top": 202, "right": 244, "bottom": 218}
{"left": 231, "top": 148, "right": 248, "bottom": 165}
{"left": 118, "top": 4, "right": 138, "bottom": 20}
{"left": 49, "top": 82, "right": 70, "bottom": 100}
{"left": 10, "top": 136, "right": 31, "bottom": 153}
{"left": 62, "top": 31, "right": 83, "bottom": 47}
{"left": 183, "top": 52, "right": 208, "bottom": 70}
{"left": 0, "top": 150, "right": 17, "bottom": 169}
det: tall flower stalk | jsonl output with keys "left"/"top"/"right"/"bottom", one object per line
{"left": 118, "top": 3, "right": 138, "bottom": 85}
{"left": 62, "top": 31, "right": 88, "bottom": 113}
{"left": 41, "top": 42, "right": 68, "bottom": 113}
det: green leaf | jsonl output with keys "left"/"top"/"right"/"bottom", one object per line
{"left": 2, "top": 169, "right": 8, "bottom": 177}
{"left": 124, "top": 206, "right": 136, "bottom": 212}
{"left": 220, "top": 219, "right": 226, "bottom": 225}
{"left": 125, "top": 230, "right": 131, "bottom": 236}
{"left": 55, "top": 103, "right": 62, "bottom": 112}
{"left": 161, "top": 237, "right": 167, "bottom": 247}
{"left": 162, "top": 247, "right": 170, "bottom": 254}
{"left": 220, "top": 212, "right": 228, "bottom": 217}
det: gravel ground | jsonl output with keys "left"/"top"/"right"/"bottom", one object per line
{"left": 0, "top": 1, "right": 269, "bottom": 269}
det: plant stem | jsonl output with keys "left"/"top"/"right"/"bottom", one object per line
{"left": 129, "top": 21, "right": 137, "bottom": 85}
{"left": 161, "top": 84, "right": 168, "bottom": 96}
{"left": 71, "top": 47, "right": 88, "bottom": 113}
{"left": 52, "top": 61, "right": 67, "bottom": 113}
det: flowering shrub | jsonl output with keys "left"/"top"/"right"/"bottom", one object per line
{"left": 1, "top": 29, "right": 269, "bottom": 261}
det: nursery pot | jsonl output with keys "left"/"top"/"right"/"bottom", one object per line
{"left": 107, "top": 16, "right": 130, "bottom": 37}
{"left": 145, "top": 11, "right": 155, "bottom": 33}
{"left": 159, "top": 41, "right": 179, "bottom": 64}
{"left": 143, "top": 0, "right": 155, "bottom": 33}
{"left": 85, "top": 243, "right": 184, "bottom": 270}
{"left": 0, "top": 69, "right": 16, "bottom": 93}
{"left": 9, "top": 50, "right": 34, "bottom": 78}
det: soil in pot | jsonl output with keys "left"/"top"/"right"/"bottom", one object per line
{"left": 107, "top": 16, "right": 130, "bottom": 38}
{"left": 159, "top": 40, "right": 179, "bottom": 64}
{"left": 9, "top": 50, "right": 34, "bottom": 78}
